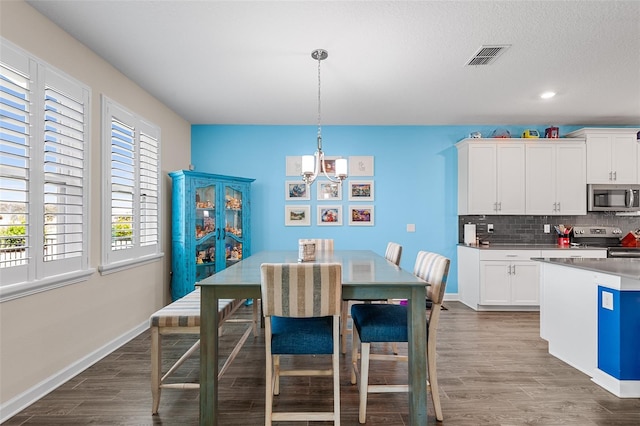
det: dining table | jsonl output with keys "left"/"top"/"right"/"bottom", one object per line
{"left": 197, "top": 250, "right": 430, "bottom": 425}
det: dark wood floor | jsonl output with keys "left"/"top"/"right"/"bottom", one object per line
{"left": 6, "top": 301, "right": 640, "bottom": 425}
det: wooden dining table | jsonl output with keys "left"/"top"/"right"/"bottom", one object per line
{"left": 197, "top": 250, "right": 430, "bottom": 425}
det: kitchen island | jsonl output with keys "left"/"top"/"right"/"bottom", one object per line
{"left": 536, "top": 257, "right": 640, "bottom": 398}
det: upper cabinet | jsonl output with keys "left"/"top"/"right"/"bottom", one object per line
{"left": 457, "top": 138, "right": 586, "bottom": 216}
{"left": 567, "top": 128, "right": 640, "bottom": 184}
{"left": 457, "top": 140, "right": 526, "bottom": 215}
{"left": 169, "top": 170, "right": 254, "bottom": 301}
{"left": 526, "top": 141, "right": 586, "bottom": 215}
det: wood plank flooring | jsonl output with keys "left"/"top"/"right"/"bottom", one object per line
{"left": 5, "top": 301, "right": 640, "bottom": 425}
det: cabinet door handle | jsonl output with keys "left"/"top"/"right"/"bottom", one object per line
{"left": 507, "top": 265, "right": 511, "bottom": 275}
{"left": 498, "top": 202, "right": 502, "bottom": 211}
{"left": 557, "top": 202, "right": 560, "bottom": 212}
{"left": 613, "top": 171, "right": 617, "bottom": 181}
{"left": 494, "top": 202, "right": 498, "bottom": 212}
{"left": 609, "top": 171, "right": 613, "bottom": 181}
{"left": 512, "top": 265, "right": 515, "bottom": 275}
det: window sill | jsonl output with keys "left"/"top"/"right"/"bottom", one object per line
{"left": 98, "top": 252, "right": 164, "bottom": 276}
{"left": 0, "top": 268, "right": 97, "bottom": 303}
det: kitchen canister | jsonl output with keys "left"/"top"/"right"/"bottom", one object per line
{"left": 464, "top": 223, "right": 477, "bottom": 245}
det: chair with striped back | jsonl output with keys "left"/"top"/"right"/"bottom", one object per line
{"left": 298, "top": 238, "right": 334, "bottom": 255}
{"left": 341, "top": 242, "right": 403, "bottom": 354}
{"left": 384, "top": 241, "right": 402, "bottom": 266}
{"left": 260, "top": 262, "right": 342, "bottom": 425}
{"left": 350, "top": 251, "right": 450, "bottom": 423}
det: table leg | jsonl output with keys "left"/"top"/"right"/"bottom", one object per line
{"left": 407, "top": 286, "right": 428, "bottom": 425}
{"left": 200, "top": 287, "right": 220, "bottom": 425}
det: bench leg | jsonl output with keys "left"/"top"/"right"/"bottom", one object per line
{"left": 151, "top": 327, "right": 161, "bottom": 414}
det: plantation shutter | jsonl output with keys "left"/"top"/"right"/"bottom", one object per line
{"left": 0, "top": 61, "right": 30, "bottom": 270}
{"left": 139, "top": 128, "right": 159, "bottom": 247}
{"left": 110, "top": 117, "right": 135, "bottom": 251}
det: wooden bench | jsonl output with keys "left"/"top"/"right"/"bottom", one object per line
{"left": 150, "top": 288, "right": 257, "bottom": 414}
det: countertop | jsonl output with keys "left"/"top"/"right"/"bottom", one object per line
{"left": 457, "top": 243, "right": 607, "bottom": 251}
{"left": 534, "top": 257, "right": 640, "bottom": 281}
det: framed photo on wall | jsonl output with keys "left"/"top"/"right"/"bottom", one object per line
{"left": 348, "top": 156, "right": 374, "bottom": 176}
{"left": 316, "top": 181, "right": 342, "bottom": 201}
{"left": 285, "top": 156, "right": 302, "bottom": 177}
{"left": 285, "top": 180, "right": 310, "bottom": 200}
{"left": 348, "top": 205, "right": 374, "bottom": 226}
{"left": 284, "top": 205, "right": 311, "bottom": 226}
{"left": 317, "top": 205, "right": 342, "bottom": 226}
{"left": 348, "top": 180, "right": 374, "bottom": 201}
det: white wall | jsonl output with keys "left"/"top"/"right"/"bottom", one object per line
{"left": 0, "top": 1, "right": 191, "bottom": 418}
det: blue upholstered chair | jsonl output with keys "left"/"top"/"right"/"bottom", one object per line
{"left": 341, "top": 242, "right": 403, "bottom": 354}
{"left": 350, "top": 251, "right": 450, "bottom": 423}
{"left": 260, "top": 262, "right": 342, "bottom": 425}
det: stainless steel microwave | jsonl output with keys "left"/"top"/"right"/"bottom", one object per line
{"left": 588, "top": 184, "right": 640, "bottom": 212}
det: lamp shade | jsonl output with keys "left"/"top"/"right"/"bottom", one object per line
{"left": 335, "top": 158, "right": 347, "bottom": 177}
{"left": 301, "top": 155, "right": 315, "bottom": 174}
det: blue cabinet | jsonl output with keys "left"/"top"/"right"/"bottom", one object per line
{"left": 169, "top": 170, "right": 254, "bottom": 300}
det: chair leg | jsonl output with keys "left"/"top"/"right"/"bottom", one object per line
{"left": 358, "top": 342, "right": 371, "bottom": 424}
{"left": 341, "top": 300, "right": 349, "bottom": 354}
{"left": 273, "top": 355, "right": 281, "bottom": 395}
{"left": 333, "top": 317, "right": 341, "bottom": 426}
{"left": 350, "top": 326, "right": 359, "bottom": 385}
{"left": 252, "top": 300, "right": 259, "bottom": 336}
{"left": 428, "top": 338, "right": 443, "bottom": 421}
{"left": 150, "top": 327, "right": 161, "bottom": 414}
{"left": 264, "top": 321, "right": 273, "bottom": 426}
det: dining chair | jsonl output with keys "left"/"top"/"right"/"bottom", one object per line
{"left": 260, "top": 262, "right": 342, "bottom": 425}
{"left": 341, "top": 242, "right": 403, "bottom": 354}
{"left": 350, "top": 251, "right": 450, "bottom": 423}
{"left": 298, "top": 238, "right": 334, "bottom": 254}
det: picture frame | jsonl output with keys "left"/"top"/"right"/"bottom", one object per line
{"left": 348, "top": 205, "right": 374, "bottom": 226}
{"left": 284, "top": 205, "right": 311, "bottom": 226}
{"left": 285, "top": 180, "right": 310, "bottom": 200}
{"left": 348, "top": 156, "right": 374, "bottom": 176}
{"left": 316, "top": 180, "right": 342, "bottom": 201}
{"left": 348, "top": 180, "right": 374, "bottom": 201}
{"left": 285, "top": 156, "right": 302, "bottom": 177}
{"left": 317, "top": 205, "right": 342, "bottom": 226}
{"left": 321, "top": 156, "right": 338, "bottom": 174}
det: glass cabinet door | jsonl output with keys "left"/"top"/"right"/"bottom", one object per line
{"left": 194, "top": 182, "right": 216, "bottom": 281}
{"left": 223, "top": 185, "right": 244, "bottom": 268}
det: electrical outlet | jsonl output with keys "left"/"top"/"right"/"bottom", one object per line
{"left": 487, "top": 223, "right": 494, "bottom": 233}
{"left": 544, "top": 224, "right": 550, "bottom": 233}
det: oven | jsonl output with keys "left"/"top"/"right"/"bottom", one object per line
{"left": 572, "top": 226, "right": 640, "bottom": 258}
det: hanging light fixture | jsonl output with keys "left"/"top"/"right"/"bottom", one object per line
{"left": 301, "top": 49, "right": 348, "bottom": 186}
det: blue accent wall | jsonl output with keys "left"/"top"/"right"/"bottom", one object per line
{"left": 191, "top": 124, "right": 584, "bottom": 294}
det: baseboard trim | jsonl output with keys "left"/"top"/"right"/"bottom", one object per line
{"left": 0, "top": 320, "right": 148, "bottom": 424}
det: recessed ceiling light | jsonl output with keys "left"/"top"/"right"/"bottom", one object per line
{"left": 540, "top": 91, "right": 556, "bottom": 99}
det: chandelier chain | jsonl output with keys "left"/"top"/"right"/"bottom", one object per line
{"left": 317, "top": 52, "right": 322, "bottom": 144}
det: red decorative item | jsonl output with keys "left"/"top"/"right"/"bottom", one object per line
{"left": 545, "top": 126, "right": 559, "bottom": 138}
{"left": 620, "top": 232, "right": 638, "bottom": 247}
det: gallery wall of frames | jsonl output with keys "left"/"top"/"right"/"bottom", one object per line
{"left": 284, "top": 156, "right": 375, "bottom": 227}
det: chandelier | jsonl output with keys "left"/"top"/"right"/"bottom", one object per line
{"left": 301, "top": 49, "right": 348, "bottom": 185}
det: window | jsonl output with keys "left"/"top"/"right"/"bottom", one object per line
{"left": 0, "top": 39, "right": 92, "bottom": 301}
{"left": 100, "top": 96, "right": 162, "bottom": 274}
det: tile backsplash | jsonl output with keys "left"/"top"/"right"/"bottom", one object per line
{"left": 458, "top": 213, "right": 640, "bottom": 244}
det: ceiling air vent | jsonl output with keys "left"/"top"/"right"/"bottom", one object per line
{"left": 466, "top": 45, "right": 511, "bottom": 66}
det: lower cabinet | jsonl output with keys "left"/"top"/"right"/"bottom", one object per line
{"left": 458, "top": 246, "right": 607, "bottom": 311}
{"left": 480, "top": 260, "right": 539, "bottom": 305}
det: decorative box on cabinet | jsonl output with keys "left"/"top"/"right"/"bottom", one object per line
{"left": 169, "top": 170, "right": 254, "bottom": 301}
{"left": 456, "top": 139, "right": 526, "bottom": 215}
{"left": 525, "top": 141, "right": 586, "bottom": 215}
{"left": 566, "top": 128, "right": 640, "bottom": 184}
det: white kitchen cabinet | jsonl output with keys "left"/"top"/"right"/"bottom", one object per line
{"left": 457, "top": 139, "right": 525, "bottom": 215}
{"left": 458, "top": 246, "right": 541, "bottom": 310}
{"left": 479, "top": 251, "right": 540, "bottom": 306}
{"left": 526, "top": 141, "right": 586, "bottom": 215}
{"left": 566, "top": 128, "right": 639, "bottom": 184}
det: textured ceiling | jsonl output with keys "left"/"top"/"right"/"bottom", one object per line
{"left": 25, "top": 0, "right": 640, "bottom": 126}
